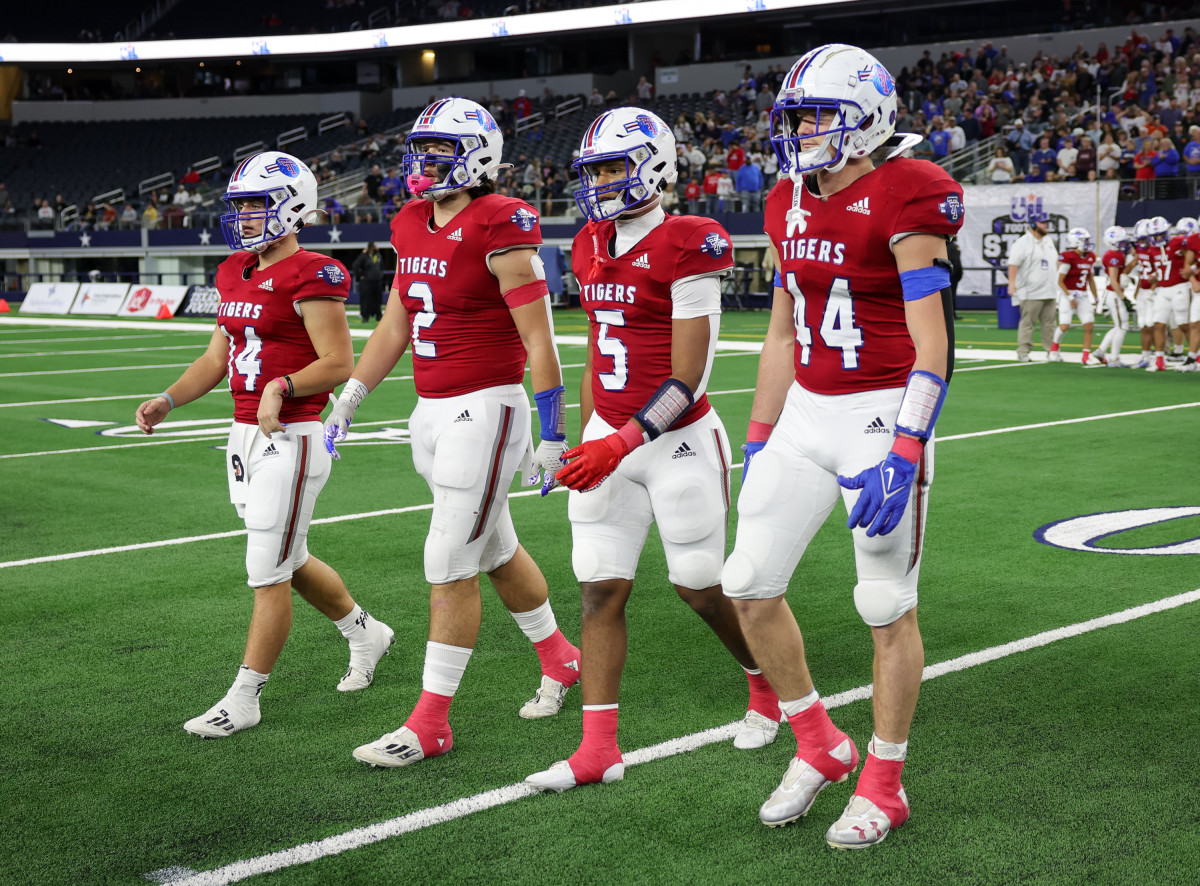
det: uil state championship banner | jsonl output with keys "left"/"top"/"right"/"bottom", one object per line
{"left": 958, "top": 181, "right": 1119, "bottom": 295}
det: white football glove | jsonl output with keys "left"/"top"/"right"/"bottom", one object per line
{"left": 323, "top": 379, "right": 370, "bottom": 461}
{"left": 529, "top": 438, "right": 569, "bottom": 496}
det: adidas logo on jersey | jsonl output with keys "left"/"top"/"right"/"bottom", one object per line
{"left": 671, "top": 441, "right": 697, "bottom": 459}
{"left": 447, "top": 228, "right": 463, "bottom": 241}
{"left": 846, "top": 197, "right": 871, "bottom": 216}
{"left": 258, "top": 278, "right": 274, "bottom": 291}
{"left": 262, "top": 442, "right": 279, "bottom": 455}
{"left": 864, "top": 417, "right": 890, "bottom": 434}
{"left": 454, "top": 410, "right": 471, "bottom": 423}
{"left": 632, "top": 253, "right": 651, "bottom": 269}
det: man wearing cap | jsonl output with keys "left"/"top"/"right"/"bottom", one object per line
{"left": 1006, "top": 118, "right": 1033, "bottom": 178}
{"left": 1007, "top": 211, "right": 1059, "bottom": 362}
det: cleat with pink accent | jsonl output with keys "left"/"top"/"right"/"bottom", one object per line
{"left": 526, "top": 758, "right": 625, "bottom": 793}
{"left": 352, "top": 724, "right": 451, "bottom": 768}
{"left": 758, "top": 734, "right": 859, "bottom": 827}
{"left": 825, "top": 789, "right": 910, "bottom": 850}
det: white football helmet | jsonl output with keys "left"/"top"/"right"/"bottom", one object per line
{"left": 220, "top": 151, "right": 319, "bottom": 253}
{"left": 1102, "top": 225, "right": 1130, "bottom": 251}
{"left": 403, "top": 98, "right": 503, "bottom": 201}
{"left": 1133, "top": 218, "right": 1152, "bottom": 244}
{"left": 770, "top": 43, "right": 899, "bottom": 179}
{"left": 1174, "top": 217, "right": 1198, "bottom": 238}
{"left": 1148, "top": 215, "right": 1170, "bottom": 244}
{"left": 573, "top": 107, "right": 677, "bottom": 221}
{"left": 1062, "top": 227, "right": 1091, "bottom": 252}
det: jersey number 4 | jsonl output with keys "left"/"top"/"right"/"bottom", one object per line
{"left": 785, "top": 272, "right": 863, "bottom": 369}
{"left": 220, "top": 324, "right": 263, "bottom": 390}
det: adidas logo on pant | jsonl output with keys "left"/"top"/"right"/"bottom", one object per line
{"left": 454, "top": 410, "right": 471, "bottom": 423}
{"left": 864, "top": 417, "right": 890, "bottom": 434}
{"left": 262, "top": 442, "right": 279, "bottom": 455}
{"left": 672, "top": 441, "right": 697, "bottom": 459}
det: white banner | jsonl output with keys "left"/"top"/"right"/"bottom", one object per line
{"left": 119, "top": 285, "right": 189, "bottom": 318}
{"left": 19, "top": 282, "right": 80, "bottom": 314}
{"left": 959, "top": 181, "right": 1119, "bottom": 296}
{"left": 70, "top": 283, "right": 131, "bottom": 315}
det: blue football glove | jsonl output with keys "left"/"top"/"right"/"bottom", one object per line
{"left": 741, "top": 440, "right": 766, "bottom": 484}
{"left": 837, "top": 451, "right": 918, "bottom": 537}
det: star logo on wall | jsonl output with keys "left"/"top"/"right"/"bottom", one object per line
{"left": 79, "top": 232, "right": 92, "bottom": 247}
{"left": 199, "top": 230, "right": 212, "bottom": 245}
{"left": 328, "top": 226, "right": 343, "bottom": 243}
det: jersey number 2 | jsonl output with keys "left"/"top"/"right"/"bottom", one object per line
{"left": 221, "top": 324, "right": 263, "bottom": 390}
{"left": 408, "top": 282, "right": 438, "bottom": 358}
{"left": 785, "top": 273, "right": 863, "bottom": 369}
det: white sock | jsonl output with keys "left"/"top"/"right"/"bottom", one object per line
{"left": 1052, "top": 327, "right": 1065, "bottom": 344}
{"left": 334, "top": 604, "right": 368, "bottom": 640}
{"left": 422, "top": 641, "right": 473, "bottom": 697}
{"left": 868, "top": 733, "right": 908, "bottom": 762}
{"left": 509, "top": 599, "right": 557, "bottom": 644}
{"left": 779, "top": 688, "right": 820, "bottom": 718}
{"left": 230, "top": 665, "right": 269, "bottom": 705}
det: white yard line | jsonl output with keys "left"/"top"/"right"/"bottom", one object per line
{"left": 0, "top": 363, "right": 193, "bottom": 378}
{"left": 155, "top": 587, "right": 1200, "bottom": 886}
{"left": 0, "top": 345, "right": 209, "bottom": 359}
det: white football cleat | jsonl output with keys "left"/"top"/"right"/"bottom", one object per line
{"left": 337, "top": 617, "right": 396, "bottom": 692}
{"left": 1047, "top": 350, "right": 1063, "bottom": 362}
{"left": 183, "top": 701, "right": 260, "bottom": 738}
{"left": 353, "top": 725, "right": 446, "bottom": 768}
{"left": 525, "top": 759, "right": 625, "bottom": 793}
{"left": 759, "top": 737, "right": 858, "bottom": 827}
{"left": 825, "top": 789, "right": 910, "bottom": 850}
{"left": 519, "top": 673, "right": 575, "bottom": 719}
{"left": 733, "top": 709, "right": 781, "bottom": 750}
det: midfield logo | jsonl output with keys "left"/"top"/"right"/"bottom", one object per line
{"left": 447, "top": 227, "right": 463, "bottom": 241}
{"left": 864, "top": 416, "right": 890, "bottom": 434}
{"left": 258, "top": 278, "right": 274, "bottom": 291}
{"left": 846, "top": 197, "right": 871, "bottom": 215}
{"left": 672, "top": 441, "right": 697, "bottom": 459}
{"left": 454, "top": 410, "right": 472, "bottom": 423}
{"left": 632, "top": 252, "right": 651, "bottom": 269}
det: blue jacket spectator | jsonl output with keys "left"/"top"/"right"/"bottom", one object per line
{"left": 1032, "top": 140, "right": 1057, "bottom": 178}
{"left": 929, "top": 126, "right": 952, "bottom": 159}
{"left": 735, "top": 162, "right": 765, "bottom": 212}
{"left": 1152, "top": 141, "right": 1180, "bottom": 177}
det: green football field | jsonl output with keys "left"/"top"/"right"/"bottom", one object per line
{"left": 1, "top": 308, "right": 1198, "bottom": 886}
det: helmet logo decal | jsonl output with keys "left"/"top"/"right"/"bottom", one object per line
{"left": 626, "top": 115, "right": 660, "bottom": 137}
{"left": 859, "top": 64, "right": 895, "bottom": 96}
{"left": 510, "top": 207, "right": 538, "bottom": 231}
{"left": 268, "top": 157, "right": 300, "bottom": 177}
{"left": 463, "top": 109, "right": 498, "bottom": 132}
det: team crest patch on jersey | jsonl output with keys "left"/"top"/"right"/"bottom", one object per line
{"left": 317, "top": 264, "right": 345, "bottom": 285}
{"left": 510, "top": 207, "right": 538, "bottom": 231}
{"left": 938, "top": 194, "right": 965, "bottom": 224}
{"left": 700, "top": 232, "right": 729, "bottom": 258}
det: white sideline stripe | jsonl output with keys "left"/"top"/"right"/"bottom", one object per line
{"left": 158, "top": 588, "right": 1200, "bottom": 886}
{"left": 0, "top": 344, "right": 206, "bottom": 359}
{"left": 0, "top": 362, "right": 192, "bottom": 378}
{"left": 0, "top": 333, "right": 205, "bottom": 345}
{"left": 0, "top": 436, "right": 229, "bottom": 459}
{"left": 0, "top": 391, "right": 227, "bottom": 409}
{"left": 938, "top": 400, "right": 1200, "bottom": 442}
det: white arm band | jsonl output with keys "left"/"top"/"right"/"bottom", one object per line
{"left": 670, "top": 272, "right": 723, "bottom": 319}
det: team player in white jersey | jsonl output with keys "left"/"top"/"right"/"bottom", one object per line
{"left": 135, "top": 152, "right": 394, "bottom": 738}
{"left": 323, "top": 98, "right": 583, "bottom": 769}
{"left": 722, "top": 44, "right": 963, "bottom": 850}
{"left": 1089, "top": 225, "right": 1136, "bottom": 368}
{"left": 524, "top": 108, "right": 782, "bottom": 794}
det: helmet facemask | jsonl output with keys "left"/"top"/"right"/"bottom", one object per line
{"left": 770, "top": 102, "right": 859, "bottom": 179}
{"left": 220, "top": 188, "right": 298, "bottom": 254}
{"left": 403, "top": 136, "right": 479, "bottom": 201}
{"left": 573, "top": 146, "right": 663, "bottom": 221}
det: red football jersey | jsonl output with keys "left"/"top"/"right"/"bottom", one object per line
{"left": 1134, "top": 243, "right": 1170, "bottom": 289}
{"left": 1163, "top": 235, "right": 1188, "bottom": 286}
{"left": 571, "top": 214, "right": 732, "bottom": 429}
{"left": 764, "top": 158, "right": 964, "bottom": 395}
{"left": 1184, "top": 232, "right": 1200, "bottom": 260}
{"left": 390, "top": 194, "right": 543, "bottom": 398}
{"left": 1102, "top": 249, "right": 1130, "bottom": 291}
{"left": 1057, "top": 249, "right": 1093, "bottom": 293}
{"left": 214, "top": 249, "right": 350, "bottom": 424}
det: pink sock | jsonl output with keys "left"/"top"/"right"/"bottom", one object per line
{"left": 746, "top": 671, "right": 781, "bottom": 721}
{"left": 854, "top": 753, "right": 910, "bottom": 827}
{"left": 533, "top": 630, "right": 581, "bottom": 686}
{"left": 567, "top": 708, "right": 622, "bottom": 783}
{"left": 789, "top": 701, "right": 858, "bottom": 781}
{"left": 404, "top": 690, "right": 454, "bottom": 757}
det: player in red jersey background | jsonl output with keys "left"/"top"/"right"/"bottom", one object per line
{"left": 524, "top": 107, "right": 781, "bottom": 795}
{"left": 721, "top": 44, "right": 962, "bottom": 850}
{"left": 135, "top": 152, "right": 394, "bottom": 739}
{"left": 1050, "top": 227, "right": 1099, "bottom": 364}
{"left": 1089, "top": 225, "right": 1137, "bottom": 367}
{"left": 323, "top": 98, "right": 582, "bottom": 769}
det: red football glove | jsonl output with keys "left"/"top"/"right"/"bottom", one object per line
{"left": 555, "top": 433, "right": 631, "bottom": 491}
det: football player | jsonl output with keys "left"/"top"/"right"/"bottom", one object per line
{"left": 1176, "top": 217, "right": 1200, "bottom": 371}
{"left": 1089, "top": 226, "right": 1136, "bottom": 367}
{"left": 135, "top": 152, "right": 395, "bottom": 738}
{"left": 1160, "top": 217, "right": 1193, "bottom": 362}
{"left": 1132, "top": 218, "right": 1163, "bottom": 368}
{"left": 722, "top": 44, "right": 963, "bottom": 850}
{"left": 524, "top": 108, "right": 781, "bottom": 795}
{"left": 1050, "top": 227, "right": 1099, "bottom": 364}
{"left": 323, "top": 98, "right": 582, "bottom": 769}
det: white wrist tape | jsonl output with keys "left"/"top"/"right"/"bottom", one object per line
{"left": 341, "top": 378, "right": 370, "bottom": 408}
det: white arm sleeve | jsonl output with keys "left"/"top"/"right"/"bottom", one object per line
{"left": 670, "top": 272, "right": 723, "bottom": 319}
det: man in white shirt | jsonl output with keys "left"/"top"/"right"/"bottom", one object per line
{"left": 1007, "top": 210, "right": 1060, "bottom": 361}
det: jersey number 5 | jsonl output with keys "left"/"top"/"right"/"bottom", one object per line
{"left": 593, "top": 308, "right": 628, "bottom": 391}
{"left": 785, "top": 273, "right": 863, "bottom": 369}
{"left": 408, "top": 281, "right": 438, "bottom": 358}
{"left": 220, "top": 324, "right": 263, "bottom": 390}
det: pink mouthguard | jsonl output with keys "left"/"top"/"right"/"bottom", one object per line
{"left": 407, "top": 174, "right": 434, "bottom": 194}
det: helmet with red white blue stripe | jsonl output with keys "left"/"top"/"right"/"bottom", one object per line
{"left": 220, "top": 151, "right": 318, "bottom": 253}
{"left": 572, "top": 107, "right": 677, "bottom": 221}
{"left": 770, "top": 43, "right": 898, "bottom": 179}
{"left": 403, "top": 97, "right": 503, "bottom": 201}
